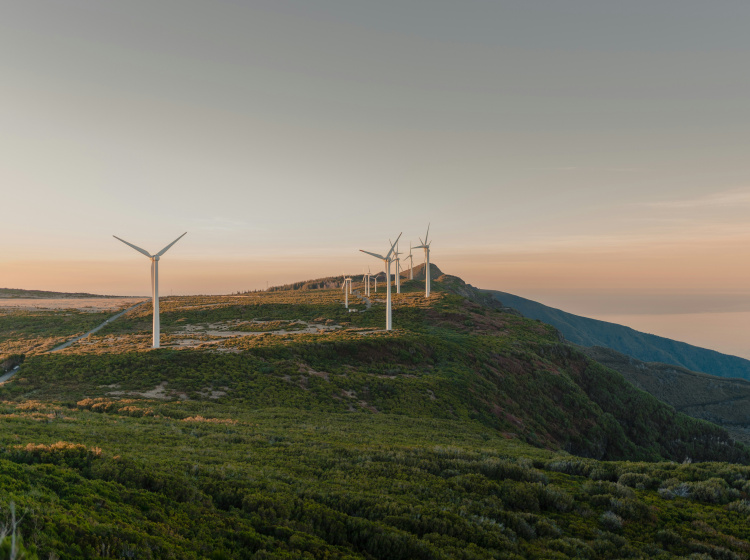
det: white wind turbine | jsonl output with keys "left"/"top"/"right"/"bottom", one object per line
{"left": 362, "top": 268, "right": 370, "bottom": 297}
{"left": 342, "top": 277, "right": 351, "bottom": 308}
{"left": 113, "top": 232, "right": 187, "bottom": 348}
{"left": 360, "top": 233, "right": 401, "bottom": 330}
{"left": 413, "top": 224, "right": 432, "bottom": 297}
{"left": 390, "top": 239, "right": 402, "bottom": 294}
{"left": 403, "top": 243, "right": 414, "bottom": 280}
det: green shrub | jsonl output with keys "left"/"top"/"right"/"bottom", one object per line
{"left": 600, "top": 511, "right": 623, "bottom": 532}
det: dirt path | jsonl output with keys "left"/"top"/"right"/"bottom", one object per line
{"left": 352, "top": 289, "right": 372, "bottom": 309}
{"left": 0, "top": 299, "right": 147, "bottom": 382}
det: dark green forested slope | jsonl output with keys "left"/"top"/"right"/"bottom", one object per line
{"left": 486, "top": 289, "right": 750, "bottom": 380}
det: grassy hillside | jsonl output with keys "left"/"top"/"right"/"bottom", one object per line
{"left": 0, "top": 308, "right": 133, "bottom": 365}
{"left": 0, "top": 274, "right": 749, "bottom": 558}
{"left": 486, "top": 290, "right": 750, "bottom": 380}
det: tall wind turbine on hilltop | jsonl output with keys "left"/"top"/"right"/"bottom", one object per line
{"left": 414, "top": 224, "right": 432, "bottom": 297}
{"left": 113, "top": 232, "right": 187, "bottom": 348}
{"left": 360, "top": 233, "right": 401, "bottom": 330}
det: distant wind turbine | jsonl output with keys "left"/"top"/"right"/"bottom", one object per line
{"left": 113, "top": 232, "right": 187, "bottom": 348}
{"left": 390, "top": 239, "right": 402, "bottom": 294}
{"left": 342, "top": 276, "right": 351, "bottom": 308}
{"left": 360, "top": 233, "right": 401, "bottom": 330}
{"left": 362, "top": 268, "right": 370, "bottom": 297}
{"left": 404, "top": 243, "right": 414, "bottom": 280}
{"left": 413, "top": 224, "right": 432, "bottom": 297}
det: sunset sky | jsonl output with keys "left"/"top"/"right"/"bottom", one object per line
{"left": 3, "top": 2, "right": 750, "bottom": 356}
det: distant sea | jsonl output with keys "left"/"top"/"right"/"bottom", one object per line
{"left": 593, "top": 311, "right": 750, "bottom": 361}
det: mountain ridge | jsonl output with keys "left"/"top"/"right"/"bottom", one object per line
{"left": 485, "top": 289, "right": 750, "bottom": 380}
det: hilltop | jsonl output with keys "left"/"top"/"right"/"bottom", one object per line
{"left": 263, "top": 263, "right": 444, "bottom": 292}
{"left": 0, "top": 270, "right": 749, "bottom": 558}
{"left": 486, "top": 290, "right": 750, "bottom": 380}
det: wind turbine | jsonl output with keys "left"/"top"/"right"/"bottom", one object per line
{"left": 390, "top": 240, "right": 402, "bottom": 294}
{"left": 413, "top": 224, "right": 432, "bottom": 297}
{"left": 113, "top": 232, "right": 187, "bottom": 348}
{"left": 367, "top": 266, "right": 375, "bottom": 296}
{"left": 342, "top": 277, "right": 351, "bottom": 308}
{"left": 403, "top": 243, "right": 414, "bottom": 280}
{"left": 362, "top": 268, "right": 370, "bottom": 297}
{"left": 360, "top": 233, "right": 401, "bottom": 330}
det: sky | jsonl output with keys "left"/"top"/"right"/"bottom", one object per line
{"left": 2, "top": 1, "right": 750, "bottom": 355}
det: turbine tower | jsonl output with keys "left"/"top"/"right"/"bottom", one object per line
{"left": 390, "top": 240, "right": 402, "bottom": 294}
{"left": 360, "top": 233, "right": 401, "bottom": 330}
{"left": 413, "top": 224, "right": 432, "bottom": 297}
{"left": 342, "top": 277, "right": 351, "bottom": 308}
{"left": 404, "top": 244, "right": 414, "bottom": 280}
{"left": 362, "top": 268, "right": 370, "bottom": 297}
{"left": 113, "top": 232, "right": 187, "bottom": 348}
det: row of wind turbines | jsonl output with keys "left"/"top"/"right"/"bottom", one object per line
{"left": 358, "top": 224, "right": 433, "bottom": 331}
{"left": 112, "top": 224, "right": 432, "bottom": 349}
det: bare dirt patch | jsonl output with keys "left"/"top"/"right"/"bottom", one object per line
{"left": 109, "top": 381, "right": 188, "bottom": 400}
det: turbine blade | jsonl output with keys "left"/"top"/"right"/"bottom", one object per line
{"left": 155, "top": 232, "right": 187, "bottom": 257}
{"left": 113, "top": 235, "right": 152, "bottom": 258}
{"left": 360, "top": 249, "right": 386, "bottom": 260}
{"left": 425, "top": 223, "right": 430, "bottom": 244}
{"left": 385, "top": 232, "right": 402, "bottom": 260}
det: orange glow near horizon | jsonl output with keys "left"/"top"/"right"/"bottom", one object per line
{"left": 5, "top": 233, "right": 750, "bottom": 299}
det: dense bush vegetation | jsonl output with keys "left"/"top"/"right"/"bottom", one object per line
{"left": 0, "top": 276, "right": 748, "bottom": 558}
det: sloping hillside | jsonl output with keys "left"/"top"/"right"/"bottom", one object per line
{"left": 486, "top": 290, "right": 750, "bottom": 380}
{"left": 8, "top": 275, "right": 745, "bottom": 465}
{"left": 2, "top": 274, "right": 750, "bottom": 558}
{"left": 584, "top": 345, "right": 750, "bottom": 445}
